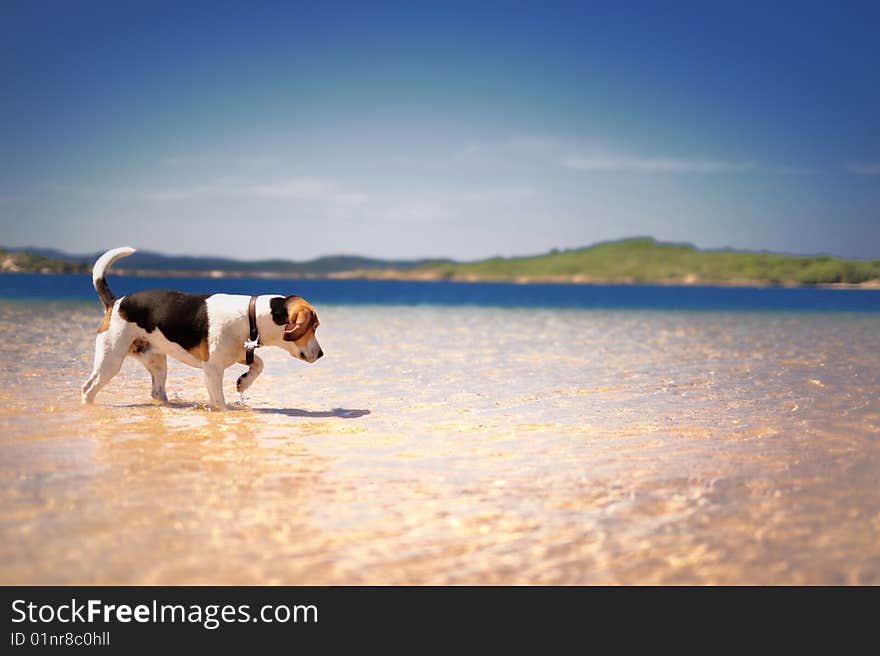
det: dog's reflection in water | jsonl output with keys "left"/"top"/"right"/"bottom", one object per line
{"left": 116, "top": 401, "right": 370, "bottom": 419}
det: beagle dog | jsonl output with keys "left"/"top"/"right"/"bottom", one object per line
{"left": 81, "top": 247, "right": 323, "bottom": 410}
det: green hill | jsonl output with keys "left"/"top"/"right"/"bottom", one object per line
{"left": 417, "top": 238, "right": 880, "bottom": 286}
{"left": 0, "top": 248, "right": 88, "bottom": 274}
{"left": 3, "top": 238, "right": 879, "bottom": 286}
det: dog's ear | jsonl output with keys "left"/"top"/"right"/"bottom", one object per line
{"left": 283, "top": 308, "right": 312, "bottom": 341}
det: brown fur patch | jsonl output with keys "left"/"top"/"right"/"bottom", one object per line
{"left": 97, "top": 307, "right": 113, "bottom": 333}
{"left": 187, "top": 338, "right": 210, "bottom": 362}
{"left": 129, "top": 337, "right": 150, "bottom": 354}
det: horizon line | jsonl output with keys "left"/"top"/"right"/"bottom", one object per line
{"left": 3, "top": 236, "right": 878, "bottom": 264}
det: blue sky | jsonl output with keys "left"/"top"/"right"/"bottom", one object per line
{"left": 2, "top": 1, "right": 878, "bottom": 260}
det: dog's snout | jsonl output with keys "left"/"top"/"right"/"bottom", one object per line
{"left": 317, "top": 349, "right": 324, "bottom": 359}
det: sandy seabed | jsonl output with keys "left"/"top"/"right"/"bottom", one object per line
{"left": 1, "top": 300, "right": 879, "bottom": 584}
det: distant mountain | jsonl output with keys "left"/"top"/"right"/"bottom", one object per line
{"left": 3, "top": 239, "right": 879, "bottom": 286}
{"left": 1, "top": 246, "right": 450, "bottom": 275}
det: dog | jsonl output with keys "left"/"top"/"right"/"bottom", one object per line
{"left": 81, "top": 246, "right": 322, "bottom": 410}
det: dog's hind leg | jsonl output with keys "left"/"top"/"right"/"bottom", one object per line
{"left": 145, "top": 352, "right": 169, "bottom": 403}
{"left": 132, "top": 349, "right": 169, "bottom": 403}
{"left": 81, "top": 332, "right": 129, "bottom": 404}
{"left": 236, "top": 354, "right": 264, "bottom": 393}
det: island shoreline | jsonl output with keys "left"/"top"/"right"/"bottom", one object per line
{"left": 2, "top": 268, "right": 878, "bottom": 290}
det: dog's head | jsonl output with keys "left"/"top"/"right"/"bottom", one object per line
{"left": 269, "top": 295, "right": 323, "bottom": 363}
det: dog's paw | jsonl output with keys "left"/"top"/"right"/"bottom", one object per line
{"left": 236, "top": 372, "right": 252, "bottom": 393}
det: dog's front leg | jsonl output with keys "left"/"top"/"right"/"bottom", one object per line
{"left": 202, "top": 362, "right": 227, "bottom": 410}
{"left": 236, "top": 354, "right": 264, "bottom": 393}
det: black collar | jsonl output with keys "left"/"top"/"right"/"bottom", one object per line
{"left": 245, "top": 295, "right": 260, "bottom": 365}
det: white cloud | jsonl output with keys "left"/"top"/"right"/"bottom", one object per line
{"left": 848, "top": 162, "right": 880, "bottom": 175}
{"left": 563, "top": 154, "right": 754, "bottom": 174}
{"left": 460, "top": 136, "right": 813, "bottom": 178}
{"left": 244, "top": 178, "right": 367, "bottom": 203}
{"left": 53, "top": 177, "right": 368, "bottom": 205}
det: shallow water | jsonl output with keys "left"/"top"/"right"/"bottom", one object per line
{"left": 1, "top": 299, "right": 879, "bottom": 584}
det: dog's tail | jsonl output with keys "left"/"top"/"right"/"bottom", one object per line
{"left": 92, "top": 246, "right": 136, "bottom": 309}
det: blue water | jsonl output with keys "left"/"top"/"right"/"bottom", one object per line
{"left": 1, "top": 272, "right": 879, "bottom": 312}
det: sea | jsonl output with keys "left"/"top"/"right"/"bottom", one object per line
{"left": 1, "top": 272, "right": 878, "bottom": 584}
{"left": 2, "top": 271, "right": 879, "bottom": 311}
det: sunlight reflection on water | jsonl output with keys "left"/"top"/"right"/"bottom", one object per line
{"left": 1, "top": 300, "right": 878, "bottom": 584}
